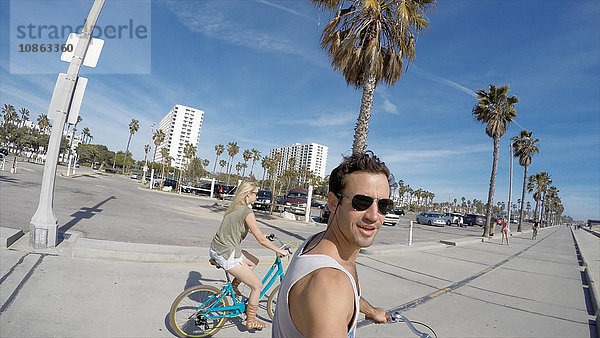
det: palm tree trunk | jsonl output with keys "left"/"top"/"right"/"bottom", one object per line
{"left": 352, "top": 74, "right": 376, "bottom": 154}
{"left": 517, "top": 164, "right": 528, "bottom": 232}
{"left": 123, "top": 133, "right": 132, "bottom": 174}
{"left": 213, "top": 155, "right": 218, "bottom": 175}
{"left": 483, "top": 137, "right": 500, "bottom": 237}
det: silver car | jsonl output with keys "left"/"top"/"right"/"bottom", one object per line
{"left": 416, "top": 212, "right": 446, "bottom": 226}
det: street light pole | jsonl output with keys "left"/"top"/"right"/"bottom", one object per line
{"left": 507, "top": 142, "right": 514, "bottom": 232}
{"left": 29, "top": 0, "right": 105, "bottom": 248}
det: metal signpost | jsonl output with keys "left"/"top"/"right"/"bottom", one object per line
{"left": 29, "top": 0, "right": 105, "bottom": 248}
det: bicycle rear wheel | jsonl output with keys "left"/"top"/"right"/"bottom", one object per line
{"left": 169, "top": 285, "right": 230, "bottom": 337}
{"left": 266, "top": 284, "right": 280, "bottom": 320}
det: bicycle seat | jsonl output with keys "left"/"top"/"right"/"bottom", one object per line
{"left": 209, "top": 258, "right": 222, "bottom": 269}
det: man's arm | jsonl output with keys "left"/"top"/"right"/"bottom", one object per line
{"left": 360, "top": 297, "right": 387, "bottom": 323}
{"left": 289, "top": 268, "right": 355, "bottom": 337}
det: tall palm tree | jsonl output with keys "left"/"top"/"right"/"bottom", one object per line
{"left": 159, "top": 147, "right": 171, "bottom": 189}
{"left": 472, "top": 84, "right": 519, "bottom": 237}
{"left": 312, "top": 0, "right": 435, "bottom": 154}
{"left": 152, "top": 129, "right": 166, "bottom": 170}
{"left": 511, "top": 130, "right": 539, "bottom": 232}
{"left": 242, "top": 149, "right": 252, "bottom": 177}
{"left": 225, "top": 142, "right": 239, "bottom": 185}
{"left": 527, "top": 172, "right": 551, "bottom": 224}
{"left": 123, "top": 119, "right": 139, "bottom": 174}
{"left": 250, "top": 148, "right": 261, "bottom": 177}
{"left": 19, "top": 108, "right": 29, "bottom": 127}
{"left": 213, "top": 144, "right": 225, "bottom": 175}
{"left": 545, "top": 186, "right": 559, "bottom": 226}
{"left": 2, "top": 104, "right": 16, "bottom": 126}
{"left": 261, "top": 156, "right": 271, "bottom": 181}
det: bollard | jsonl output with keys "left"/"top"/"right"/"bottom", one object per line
{"left": 408, "top": 220, "right": 413, "bottom": 246}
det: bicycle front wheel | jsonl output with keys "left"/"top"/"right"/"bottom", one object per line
{"left": 169, "top": 285, "right": 230, "bottom": 337}
{"left": 266, "top": 284, "right": 280, "bottom": 320}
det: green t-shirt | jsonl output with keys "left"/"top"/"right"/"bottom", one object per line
{"left": 210, "top": 206, "right": 253, "bottom": 259}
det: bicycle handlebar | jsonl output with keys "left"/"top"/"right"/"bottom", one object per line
{"left": 387, "top": 312, "right": 434, "bottom": 338}
{"left": 267, "top": 234, "right": 295, "bottom": 255}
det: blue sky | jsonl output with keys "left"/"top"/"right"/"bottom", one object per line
{"left": 1, "top": 0, "right": 598, "bottom": 221}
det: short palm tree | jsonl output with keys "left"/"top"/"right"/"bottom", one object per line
{"left": 19, "top": 108, "right": 29, "bottom": 127}
{"left": 2, "top": 104, "right": 16, "bottom": 126}
{"left": 213, "top": 144, "right": 224, "bottom": 175}
{"left": 472, "top": 84, "right": 518, "bottom": 237}
{"left": 123, "top": 119, "right": 139, "bottom": 174}
{"left": 312, "top": 0, "right": 435, "bottom": 154}
{"left": 511, "top": 130, "right": 539, "bottom": 232}
{"left": 182, "top": 142, "right": 197, "bottom": 183}
{"left": 81, "top": 127, "right": 91, "bottom": 144}
{"left": 37, "top": 114, "right": 51, "bottom": 134}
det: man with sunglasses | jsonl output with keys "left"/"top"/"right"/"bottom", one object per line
{"left": 273, "top": 151, "right": 391, "bottom": 337}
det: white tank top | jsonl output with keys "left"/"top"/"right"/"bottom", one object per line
{"left": 272, "top": 233, "right": 360, "bottom": 337}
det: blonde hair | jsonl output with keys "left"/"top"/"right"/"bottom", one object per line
{"left": 225, "top": 181, "right": 259, "bottom": 215}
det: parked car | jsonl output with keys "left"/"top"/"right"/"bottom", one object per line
{"left": 163, "top": 179, "right": 177, "bottom": 188}
{"left": 284, "top": 187, "right": 308, "bottom": 214}
{"left": 383, "top": 209, "right": 404, "bottom": 226}
{"left": 0, "top": 148, "right": 8, "bottom": 156}
{"left": 311, "top": 200, "right": 324, "bottom": 208}
{"left": 320, "top": 205, "right": 330, "bottom": 224}
{"left": 416, "top": 212, "right": 445, "bottom": 226}
{"left": 252, "top": 190, "right": 272, "bottom": 210}
{"left": 442, "top": 212, "right": 463, "bottom": 226}
{"left": 130, "top": 173, "right": 141, "bottom": 179}
{"left": 463, "top": 214, "right": 486, "bottom": 227}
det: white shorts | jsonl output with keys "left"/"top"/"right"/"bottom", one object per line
{"left": 209, "top": 248, "right": 242, "bottom": 270}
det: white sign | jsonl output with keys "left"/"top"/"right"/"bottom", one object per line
{"left": 67, "top": 77, "right": 88, "bottom": 125}
{"left": 61, "top": 33, "right": 104, "bottom": 68}
{"left": 47, "top": 73, "right": 72, "bottom": 121}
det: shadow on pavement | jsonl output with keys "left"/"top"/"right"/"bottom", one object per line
{"left": 57, "top": 196, "right": 116, "bottom": 244}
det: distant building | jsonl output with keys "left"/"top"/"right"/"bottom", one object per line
{"left": 269, "top": 143, "right": 328, "bottom": 181}
{"left": 155, "top": 104, "right": 204, "bottom": 169}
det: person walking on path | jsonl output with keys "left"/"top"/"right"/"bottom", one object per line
{"left": 272, "top": 151, "right": 390, "bottom": 337}
{"left": 209, "top": 181, "right": 288, "bottom": 330}
{"left": 501, "top": 217, "right": 509, "bottom": 245}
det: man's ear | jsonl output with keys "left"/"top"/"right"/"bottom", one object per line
{"left": 327, "top": 191, "right": 339, "bottom": 212}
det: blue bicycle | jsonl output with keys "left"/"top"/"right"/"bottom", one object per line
{"left": 168, "top": 235, "right": 295, "bottom": 337}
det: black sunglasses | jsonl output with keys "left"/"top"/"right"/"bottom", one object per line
{"left": 335, "top": 193, "right": 394, "bottom": 215}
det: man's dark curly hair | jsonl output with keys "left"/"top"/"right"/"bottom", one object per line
{"left": 328, "top": 151, "right": 391, "bottom": 194}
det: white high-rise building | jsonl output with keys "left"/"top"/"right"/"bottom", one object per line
{"left": 155, "top": 104, "right": 204, "bottom": 169}
{"left": 269, "top": 143, "right": 328, "bottom": 180}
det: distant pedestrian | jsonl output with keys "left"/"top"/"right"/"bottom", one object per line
{"left": 501, "top": 218, "right": 509, "bottom": 245}
{"left": 458, "top": 215, "right": 465, "bottom": 228}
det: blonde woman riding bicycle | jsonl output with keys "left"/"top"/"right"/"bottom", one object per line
{"left": 209, "top": 181, "right": 288, "bottom": 330}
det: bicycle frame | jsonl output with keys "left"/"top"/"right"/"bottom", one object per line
{"left": 198, "top": 255, "right": 286, "bottom": 320}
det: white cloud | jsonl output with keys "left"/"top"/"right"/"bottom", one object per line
{"left": 253, "top": 0, "right": 315, "bottom": 22}
{"left": 383, "top": 143, "right": 490, "bottom": 162}
{"left": 163, "top": 1, "right": 327, "bottom": 68}
{"left": 412, "top": 65, "right": 477, "bottom": 98}
{"left": 277, "top": 111, "right": 356, "bottom": 128}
